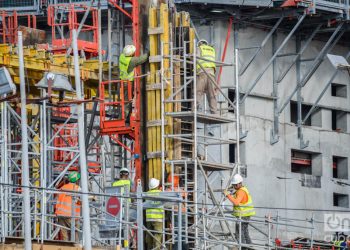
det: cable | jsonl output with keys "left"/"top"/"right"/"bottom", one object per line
{"left": 1, "top": 181, "right": 350, "bottom": 213}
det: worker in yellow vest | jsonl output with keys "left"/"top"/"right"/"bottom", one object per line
{"left": 196, "top": 39, "right": 218, "bottom": 114}
{"left": 146, "top": 178, "right": 164, "bottom": 250}
{"left": 112, "top": 167, "right": 131, "bottom": 247}
{"left": 119, "top": 45, "right": 148, "bottom": 123}
{"left": 112, "top": 167, "right": 131, "bottom": 194}
{"left": 223, "top": 174, "right": 255, "bottom": 245}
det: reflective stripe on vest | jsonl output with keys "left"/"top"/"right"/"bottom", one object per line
{"left": 55, "top": 183, "right": 81, "bottom": 217}
{"left": 197, "top": 45, "right": 216, "bottom": 70}
{"left": 112, "top": 179, "right": 131, "bottom": 201}
{"left": 233, "top": 186, "right": 256, "bottom": 217}
{"left": 119, "top": 53, "right": 134, "bottom": 81}
{"left": 146, "top": 189, "right": 164, "bottom": 222}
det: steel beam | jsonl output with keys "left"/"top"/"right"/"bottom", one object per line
{"left": 239, "top": 16, "right": 284, "bottom": 76}
{"left": 302, "top": 51, "right": 350, "bottom": 124}
{"left": 277, "top": 24, "right": 322, "bottom": 83}
{"left": 279, "top": 23, "right": 344, "bottom": 114}
{"left": 240, "top": 13, "right": 306, "bottom": 104}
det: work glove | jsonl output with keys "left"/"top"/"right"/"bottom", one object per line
{"left": 223, "top": 190, "right": 230, "bottom": 196}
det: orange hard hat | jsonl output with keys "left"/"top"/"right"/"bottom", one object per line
{"left": 167, "top": 174, "right": 179, "bottom": 187}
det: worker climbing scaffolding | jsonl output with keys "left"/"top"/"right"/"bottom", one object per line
{"left": 196, "top": 39, "right": 218, "bottom": 114}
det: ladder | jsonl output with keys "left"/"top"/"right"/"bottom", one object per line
{"left": 161, "top": 28, "right": 237, "bottom": 248}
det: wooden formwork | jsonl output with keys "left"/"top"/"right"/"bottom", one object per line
{"left": 146, "top": 3, "right": 195, "bottom": 182}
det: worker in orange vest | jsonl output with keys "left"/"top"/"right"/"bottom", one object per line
{"left": 55, "top": 171, "right": 81, "bottom": 241}
{"left": 223, "top": 174, "right": 255, "bottom": 245}
{"left": 166, "top": 174, "right": 189, "bottom": 250}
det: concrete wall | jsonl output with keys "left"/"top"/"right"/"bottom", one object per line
{"left": 195, "top": 20, "right": 350, "bottom": 241}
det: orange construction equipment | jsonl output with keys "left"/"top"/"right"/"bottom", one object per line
{"left": 101, "top": 0, "right": 142, "bottom": 186}
{"left": 281, "top": 0, "right": 300, "bottom": 7}
{"left": 0, "top": 11, "right": 37, "bottom": 44}
{"left": 47, "top": 3, "right": 99, "bottom": 57}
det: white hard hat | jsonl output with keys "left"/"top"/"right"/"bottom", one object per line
{"left": 231, "top": 174, "right": 243, "bottom": 185}
{"left": 120, "top": 168, "right": 129, "bottom": 174}
{"left": 197, "top": 39, "right": 208, "bottom": 47}
{"left": 123, "top": 45, "right": 136, "bottom": 56}
{"left": 149, "top": 178, "right": 160, "bottom": 189}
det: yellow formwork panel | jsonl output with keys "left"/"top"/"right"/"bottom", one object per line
{"left": 160, "top": 3, "right": 173, "bottom": 176}
{"left": 181, "top": 11, "right": 190, "bottom": 27}
{"left": 0, "top": 44, "right": 104, "bottom": 84}
{"left": 148, "top": 7, "right": 158, "bottom": 180}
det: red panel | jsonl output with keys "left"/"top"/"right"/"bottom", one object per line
{"left": 291, "top": 158, "right": 311, "bottom": 166}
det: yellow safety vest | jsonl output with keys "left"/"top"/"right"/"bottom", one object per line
{"left": 197, "top": 44, "right": 216, "bottom": 70}
{"left": 119, "top": 53, "right": 134, "bottom": 81}
{"left": 146, "top": 189, "right": 164, "bottom": 222}
{"left": 112, "top": 179, "right": 131, "bottom": 201}
{"left": 233, "top": 186, "right": 256, "bottom": 217}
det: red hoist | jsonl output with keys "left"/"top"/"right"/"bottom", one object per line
{"left": 100, "top": 0, "right": 142, "bottom": 186}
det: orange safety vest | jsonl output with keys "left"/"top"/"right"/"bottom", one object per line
{"left": 55, "top": 183, "right": 81, "bottom": 217}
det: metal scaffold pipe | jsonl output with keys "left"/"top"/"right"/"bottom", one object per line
{"left": 18, "top": 31, "right": 32, "bottom": 250}
{"left": 72, "top": 29, "right": 92, "bottom": 249}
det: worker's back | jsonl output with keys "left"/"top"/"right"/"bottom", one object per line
{"left": 55, "top": 183, "right": 81, "bottom": 217}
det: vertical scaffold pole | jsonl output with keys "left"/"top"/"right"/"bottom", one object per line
{"left": 18, "top": 31, "right": 32, "bottom": 250}
{"left": 72, "top": 29, "right": 92, "bottom": 249}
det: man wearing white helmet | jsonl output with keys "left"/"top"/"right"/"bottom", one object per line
{"left": 196, "top": 39, "right": 218, "bottom": 114}
{"left": 119, "top": 45, "right": 149, "bottom": 123}
{"left": 112, "top": 167, "right": 131, "bottom": 194}
{"left": 223, "top": 174, "right": 255, "bottom": 246}
{"left": 145, "top": 178, "right": 164, "bottom": 249}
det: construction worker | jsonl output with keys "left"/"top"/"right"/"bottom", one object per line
{"left": 166, "top": 174, "right": 188, "bottom": 250}
{"left": 146, "top": 178, "right": 164, "bottom": 250}
{"left": 223, "top": 174, "right": 255, "bottom": 246}
{"left": 55, "top": 171, "right": 81, "bottom": 241}
{"left": 112, "top": 167, "right": 131, "bottom": 194}
{"left": 119, "top": 45, "right": 148, "bottom": 123}
{"left": 340, "top": 235, "right": 350, "bottom": 249}
{"left": 196, "top": 39, "right": 218, "bottom": 114}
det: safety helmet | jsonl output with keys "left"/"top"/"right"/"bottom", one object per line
{"left": 123, "top": 45, "right": 136, "bottom": 57}
{"left": 231, "top": 174, "right": 243, "bottom": 185}
{"left": 68, "top": 171, "right": 80, "bottom": 183}
{"left": 167, "top": 174, "right": 179, "bottom": 187}
{"left": 120, "top": 167, "right": 130, "bottom": 175}
{"left": 197, "top": 39, "right": 208, "bottom": 47}
{"left": 149, "top": 178, "right": 160, "bottom": 189}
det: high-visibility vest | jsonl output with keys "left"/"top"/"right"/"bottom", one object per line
{"left": 232, "top": 186, "right": 256, "bottom": 217}
{"left": 55, "top": 183, "right": 81, "bottom": 217}
{"left": 197, "top": 44, "right": 216, "bottom": 70}
{"left": 119, "top": 53, "right": 134, "bottom": 81}
{"left": 146, "top": 189, "right": 164, "bottom": 222}
{"left": 112, "top": 179, "right": 131, "bottom": 201}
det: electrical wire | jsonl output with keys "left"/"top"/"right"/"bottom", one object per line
{"left": 1, "top": 181, "right": 350, "bottom": 213}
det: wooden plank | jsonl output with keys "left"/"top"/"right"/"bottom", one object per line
{"left": 148, "top": 55, "right": 162, "bottom": 63}
{"left": 146, "top": 83, "right": 164, "bottom": 91}
{"left": 148, "top": 27, "right": 164, "bottom": 35}
{"left": 146, "top": 119, "right": 168, "bottom": 127}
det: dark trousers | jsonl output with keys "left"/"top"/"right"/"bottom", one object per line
{"left": 235, "top": 216, "right": 252, "bottom": 244}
